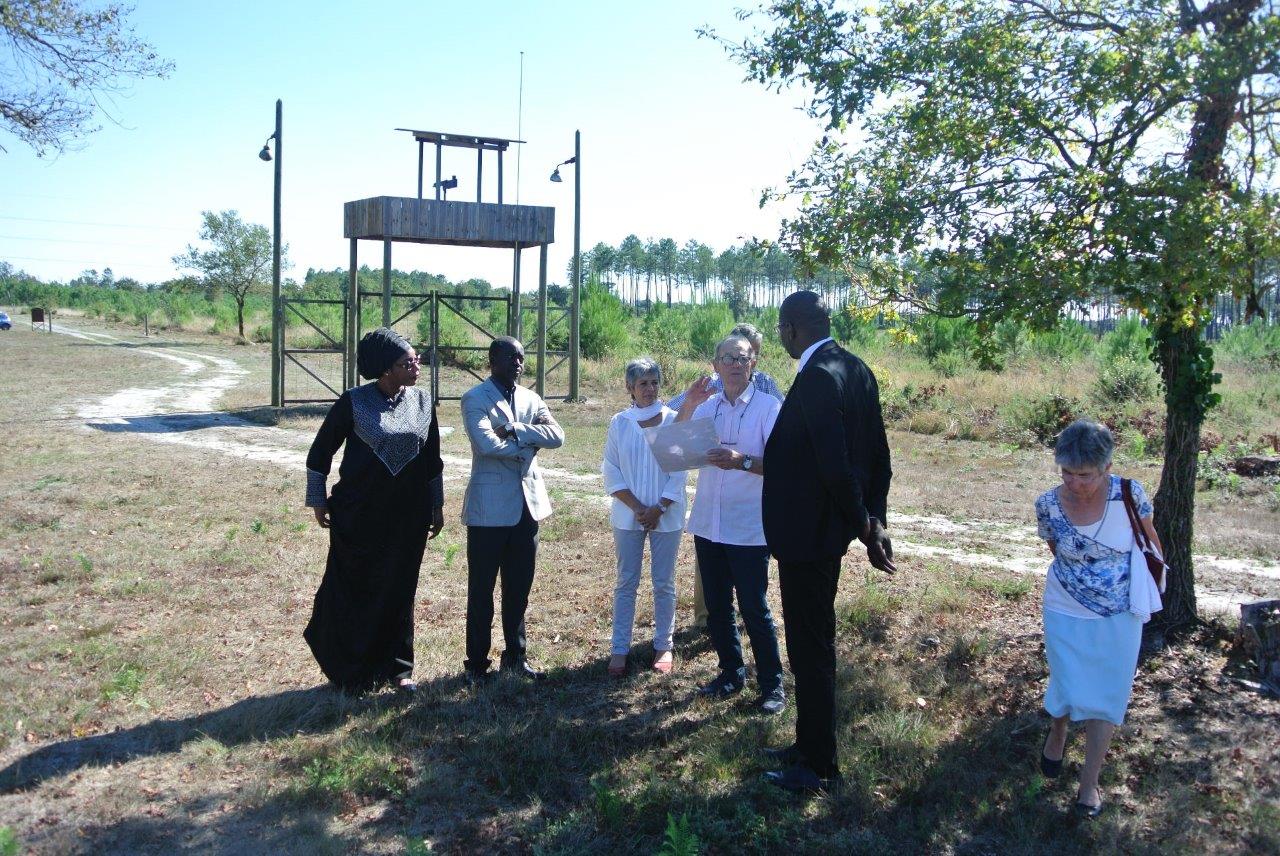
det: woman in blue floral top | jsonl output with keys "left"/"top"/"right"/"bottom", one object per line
{"left": 1034, "top": 419, "right": 1164, "bottom": 818}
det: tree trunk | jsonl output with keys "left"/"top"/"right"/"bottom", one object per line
{"left": 1152, "top": 323, "right": 1204, "bottom": 631}
{"left": 236, "top": 296, "right": 246, "bottom": 339}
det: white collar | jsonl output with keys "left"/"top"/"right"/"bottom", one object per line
{"left": 797, "top": 337, "right": 834, "bottom": 372}
{"left": 716, "top": 381, "right": 755, "bottom": 408}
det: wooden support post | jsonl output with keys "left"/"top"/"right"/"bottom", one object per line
{"left": 511, "top": 244, "right": 522, "bottom": 340}
{"left": 347, "top": 239, "right": 359, "bottom": 390}
{"left": 417, "top": 141, "right": 424, "bottom": 200}
{"left": 497, "top": 148, "right": 504, "bottom": 204}
{"left": 435, "top": 143, "right": 443, "bottom": 201}
{"left": 382, "top": 240, "right": 392, "bottom": 327}
{"left": 429, "top": 294, "right": 439, "bottom": 403}
{"left": 537, "top": 243, "right": 548, "bottom": 397}
{"left": 476, "top": 147, "right": 483, "bottom": 203}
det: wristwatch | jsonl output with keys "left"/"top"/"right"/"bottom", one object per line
{"left": 741, "top": 455, "right": 754, "bottom": 471}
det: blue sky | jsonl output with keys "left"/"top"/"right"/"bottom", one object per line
{"left": 1, "top": 1, "right": 821, "bottom": 288}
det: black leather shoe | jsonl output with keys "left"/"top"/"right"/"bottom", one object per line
{"left": 464, "top": 669, "right": 495, "bottom": 687}
{"left": 502, "top": 659, "right": 546, "bottom": 681}
{"left": 698, "top": 670, "right": 745, "bottom": 698}
{"left": 762, "top": 744, "right": 804, "bottom": 766}
{"left": 395, "top": 678, "right": 418, "bottom": 695}
{"left": 763, "top": 765, "right": 843, "bottom": 795}
{"left": 1040, "top": 753, "right": 1063, "bottom": 778}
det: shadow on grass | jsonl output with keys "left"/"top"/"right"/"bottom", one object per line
{"left": 0, "top": 685, "right": 365, "bottom": 793}
{"left": 10, "top": 625, "right": 1246, "bottom": 852}
{"left": 1, "top": 650, "right": 719, "bottom": 853}
{"left": 86, "top": 411, "right": 271, "bottom": 435}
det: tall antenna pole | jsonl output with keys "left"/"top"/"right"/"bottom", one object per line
{"left": 516, "top": 51, "right": 524, "bottom": 205}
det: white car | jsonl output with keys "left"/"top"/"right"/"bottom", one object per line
{"left": 0, "top": 312, "right": 11, "bottom": 331}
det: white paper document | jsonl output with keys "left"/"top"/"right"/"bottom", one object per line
{"left": 643, "top": 417, "right": 721, "bottom": 472}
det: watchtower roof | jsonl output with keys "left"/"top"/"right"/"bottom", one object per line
{"left": 395, "top": 129, "right": 524, "bottom": 151}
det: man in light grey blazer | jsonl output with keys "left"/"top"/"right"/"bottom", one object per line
{"left": 462, "top": 336, "right": 565, "bottom": 683}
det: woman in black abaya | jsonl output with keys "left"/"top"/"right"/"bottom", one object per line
{"left": 304, "top": 327, "right": 444, "bottom": 693}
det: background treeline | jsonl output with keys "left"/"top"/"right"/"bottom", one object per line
{"left": 4, "top": 261, "right": 1278, "bottom": 457}
{"left": 579, "top": 237, "right": 854, "bottom": 313}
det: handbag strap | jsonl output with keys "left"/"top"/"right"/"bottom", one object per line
{"left": 1120, "top": 478, "right": 1155, "bottom": 553}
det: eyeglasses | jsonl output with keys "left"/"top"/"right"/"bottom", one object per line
{"left": 395, "top": 356, "right": 421, "bottom": 369}
{"left": 715, "top": 355, "right": 753, "bottom": 367}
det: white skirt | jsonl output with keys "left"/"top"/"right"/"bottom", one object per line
{"left": 1043, "top": 608, "right": 1142, "bottom": 725}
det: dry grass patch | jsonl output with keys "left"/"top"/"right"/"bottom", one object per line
{"left": 0, "top": 320, "right": 1277, "bottom": 853}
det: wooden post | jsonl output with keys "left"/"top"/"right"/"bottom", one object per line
{"left": 511, "top": 244, "right": 522, "bottom": 340}
{"left": 435, "top": 143, "right": 443, "bottom": 201}
{"left": 382, "top": 240, "right": 392, "bottom": 327}
{"left": 417, "top": 141, "right": 424, "bottom": 201}
{"left": 429, "top": 294, "right": 440, "bottom": 403}
{"left": 476, "top": 147, "right": 483, "bottom": 203}
{"left": 497, "top": 148, "right": 504, "bottom": 204}
{"left": 537, "top": 243, "right": 548, "bottom": 396}
{"left": 347, "top": 239, "right": 359, "bottom": 390}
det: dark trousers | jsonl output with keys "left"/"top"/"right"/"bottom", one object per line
{"left": 465, "top": 503, "right": 539, "bottom": 673}
{"left": 777, "top": 557, "right": 842, "bottom": 777}
{"left": 694, "top": 536, "right": 783, "bottom": 694}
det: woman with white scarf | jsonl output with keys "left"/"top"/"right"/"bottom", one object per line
{"left": 1034, "top": 419, "right": 1165, "bottom": 818}
{"left": 601, "top": 357, "right": 687, "bottom": 677}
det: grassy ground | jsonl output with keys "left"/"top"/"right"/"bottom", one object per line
{"left": 0, "top": 318, "right": 1277, "bottom": 854}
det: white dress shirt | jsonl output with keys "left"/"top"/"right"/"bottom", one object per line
{"left": 797, "top": 336, "right": 835, "bottom": 373}
{"left": 601, "top": 407, "right": 688, "bottom": 532}
{"left": 685, "top": 384, "right": 781, "bottom": 546}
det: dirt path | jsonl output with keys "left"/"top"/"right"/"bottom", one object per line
{"left": 55, "top": 322, "right": 1278, "bottom": 617}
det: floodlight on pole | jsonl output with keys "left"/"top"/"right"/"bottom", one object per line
{"left": 260, "top": 103, "right": 283, "bottom": 407}
{"left": 549, "top": 140, "right": 581, "bottom": 400}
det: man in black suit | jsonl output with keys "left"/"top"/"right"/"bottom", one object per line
{"left": 760, "top": 290, "right": 895, "bottom": 794}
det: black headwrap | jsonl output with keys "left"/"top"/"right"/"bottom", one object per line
{"left": 357, "top": 327, "right": 411, "bottom": 380}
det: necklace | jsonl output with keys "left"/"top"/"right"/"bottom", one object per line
{"left": 714, "top": 391, "right": 752, "bottom": 446}
{"left": 1087, "top": 500, "right": 1108, "bottom": 539}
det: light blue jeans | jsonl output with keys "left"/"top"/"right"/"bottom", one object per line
{"left": 611, "top": 528, "right": 681, "bottom": 655}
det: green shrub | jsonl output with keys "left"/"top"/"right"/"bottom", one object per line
{"left": 641, "top": 304, "right": 689, "bottom": 387}
{"left": 1027, "top": 318, "right": 1095, "bottom": 362}
{"left": 1095, "top": 354, "right": 1158, "bottom": 403}
{"left": 993, "top": 318, "right": 1030, "bottom": 360}
{"left": 162, "top": 298, "right": 194, "bottom": 329}
{"left": 1217, "top": 319, "right": 1280, "bottom": 366}
{"left": 579, "top": 279, "right": 631, "bottom": 360}
{"left": 1008, "top": 393, "right": 1081, "bottom": 447}
{"left": 931, "top": 350, "right": 970, "bottom": 379}
{"left": 686, "top": 301, "right": 735, "bottom": 360}
{"left": 251, "top": 324, "right": 272, "bottom": 344}
{"left": 913, "top": 315, "right": 978, "bottom": 361}
{"left": 1099, "top": 315, "right": 1152, "bottom": 364}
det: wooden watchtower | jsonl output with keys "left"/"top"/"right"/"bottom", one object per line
{"left": 340, "top": 129, "right": 558, "bottom": 394}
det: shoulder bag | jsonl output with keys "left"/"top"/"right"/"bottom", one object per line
{"left": 1121, "top": 478, "right": 1168, "bottom": 589}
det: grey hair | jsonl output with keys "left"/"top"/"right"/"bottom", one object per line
{"left": 1054, "top": 419, "right": 1114, "bottom": 470}
{"left": 714, "top": 334, "right": 753, "bottom": 359}
{"left": 624, "top": 357, "right": 662, "bottom": 387}
{"left": 730, "top": 323, "right": 763, "bottom": 353}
